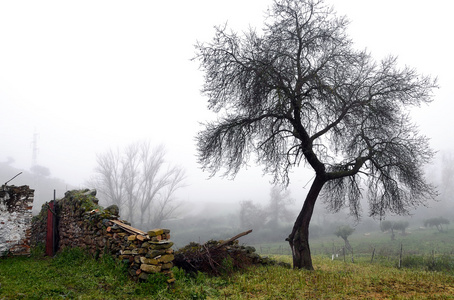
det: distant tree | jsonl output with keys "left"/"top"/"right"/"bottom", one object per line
{"left": 393, "top": 220, "right": 410, "bottom": 235}
{"left": 424, "top": 217, "right": 450, "bottom": 233}
{"left": 146, "top": 166, "right": 186, "bottom": 228}
{"left": 195, "top": 0, "right": 437, "bottom": 270}
{"left": 239, "top": 200, "right": 267, "bottom": 230}
{"left": 334, "top": 225, "right": 355, "bottom": 253}
{"left": 91, "top": 141, "right": 186, "bottom": 229}
{"left": 380, "top": 220, "right": 395, "bottom": 240}
{"left": 266, "top": 185, "right": 295, "bottom": 227}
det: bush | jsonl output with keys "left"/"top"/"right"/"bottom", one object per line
{"left": 401, "top": 254, "right": 454, "bottom": 272}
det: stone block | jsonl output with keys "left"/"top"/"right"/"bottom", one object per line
{"left": 158, "top": 254, "right": 174, "bottom": 263}
{"left": 147, "top": 249, "right": 166, "bottom": 258}
{"left": 140, "top": 257, "right": 159, "bottom": 265}
{"left": 161, "top": 262, "right": 173, "bottom": 270}
{"left": 149, "top": 241, "right": 174, "bottom": 250}
{"left": 140, "top": 264, "right": 161, "bottom": 273}
{"left": 147, "top": 229, "right": 164, "bottom": 237}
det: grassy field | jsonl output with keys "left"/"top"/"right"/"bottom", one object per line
{"left": 1, "top": 229, "right": 454, "bottom": 299}
{"left": 255, "top": 227, "right": 454, "bottom": 259}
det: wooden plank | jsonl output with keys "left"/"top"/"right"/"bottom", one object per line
{"left": 111, "top": 220, "right": 147, "bottom": 236}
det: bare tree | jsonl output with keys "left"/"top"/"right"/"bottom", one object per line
{"left": 92, "top": 141, "right": 186, "bottom": 229}
{"left": 195, "top": 0, "right": 437, "bottom": 269}
{"left": 93, "top": 148, "right": 125, "bottom": 211}
{"left": 147, "top": 166, "right": 186, "bottom": 228}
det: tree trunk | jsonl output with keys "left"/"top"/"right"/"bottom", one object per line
{"left": 287, "top": 175, "right": 326, "bottom": 270}
{"left": 343, "top": 238, "right": 352, "bottom": 253}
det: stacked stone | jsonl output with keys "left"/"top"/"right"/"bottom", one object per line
{"left": 119, "top": 229, "right": 175, "bottom": 283}
{"left": 0, "top": 185, "right": 34, "bottom": 257}
{"left": 31, "top": 189, "right": 175, "bottom": 283}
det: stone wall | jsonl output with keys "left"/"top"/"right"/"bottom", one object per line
{"left": 31, "top": 189, "right": 175, "bottom": 283}
{"left": 0, "top": 185, "right": 34, "bottom": 256}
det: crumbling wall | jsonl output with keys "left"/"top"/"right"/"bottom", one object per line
{"left": 31, "top": 189, "right": 174, "bottom": 283}
{"left": 0, "top": 185, "right": 34, "bottom": 256}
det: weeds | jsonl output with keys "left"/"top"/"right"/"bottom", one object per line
{"left": 401, "top": 254, "right": 454, "bottom": 272}
{"left": 1, "top": 246, "right": 454, "bottom": 299}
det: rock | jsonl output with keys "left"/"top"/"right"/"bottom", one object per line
{"left": 104, "top": 205, "right": 119, "bottom": 216}
{"left": 147, "top": 249, "right": 166, "bottom": 258}
{"left": 137, "top": 248, "right": 147, "bottom": 255}
{"left": 140, "top": 257, "right": 158, "bottom": 265}
{"left": 149, "top": 241, "right": 174, "bottom": 250}
{"left": 158, "top": 254, "right": 174, "bottom": 263}
{"left": 161, "top": 262, "right": 173, "bottom": 270}
{"left": 82, "top": 189, "right": 97, "bottom": 197}
{"left": 140, "top": 264, "right": 161, "bottom": 273}
{"left": 147, "top": 229, "right": 164, "bottom": 237}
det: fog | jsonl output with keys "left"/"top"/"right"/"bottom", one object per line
{"left": 1, "top": 1, "right": 453, "bottom": 242}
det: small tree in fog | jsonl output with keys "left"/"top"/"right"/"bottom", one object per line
{"left": 334, "top": 225, "right": 354, "bottom": 253}
{"left": 380, "top": 220, "right": 409, "bottom": 240}
{"left": 380, "top": 220, "right": 395, "bottom": 240}
{"left": 195, "top": 0, "right": 437, "bottom": 270}
{"left": 267, "top": 185, "right": 295, "bottom": 227}
{"left": 92, "top": 141, "right": 186, "bottom": 229}
{"left": 424, "top": 217, "right": 450, "bottom": 233}
{"left": 239, "top": 200, "right": 267, "bottom": 229}
{"left": 393, "top": 220, "right": 409, "bottom": 235}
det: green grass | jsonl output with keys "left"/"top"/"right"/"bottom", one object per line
{"left": 0, "top": 247, "right": 169, "bottom": 299}
{"left": 1, "top": 229, "right": 454, "bottom": 299}
{"left": 254, "top": 228, "right": 454, "bottom": 260}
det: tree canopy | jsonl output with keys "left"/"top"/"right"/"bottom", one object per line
{"left": 424, "top": 217, "right": 450, "bottom": 232}
{"left": 195, "top": 0, "right": 437, "bottom": 270}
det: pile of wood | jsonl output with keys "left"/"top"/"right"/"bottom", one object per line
{"left": 174, "top": 230, "right": 289, "bottom": 276}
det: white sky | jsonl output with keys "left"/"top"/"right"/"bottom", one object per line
{"left": 0, "top": 0, "right": 453, "bottom": 207}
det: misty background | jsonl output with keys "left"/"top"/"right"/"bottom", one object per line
{"left": 1, "top": 0, "right": 453, "bottom": 247}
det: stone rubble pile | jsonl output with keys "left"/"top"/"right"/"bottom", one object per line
{"left": 31, "top": 189, "right": 174, "bottom": 283}
{"left": 118, "top": 228, "right": 175, "bottom": 282}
